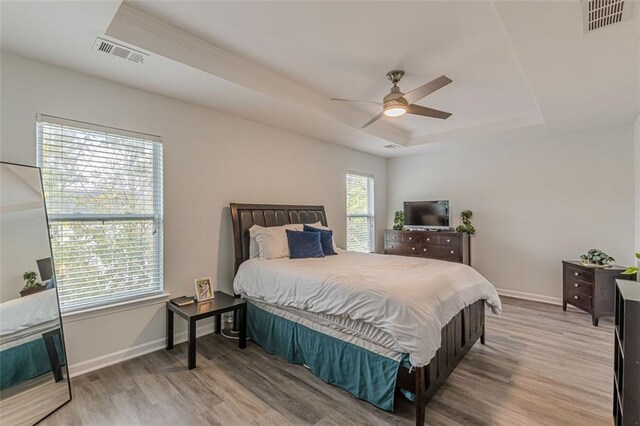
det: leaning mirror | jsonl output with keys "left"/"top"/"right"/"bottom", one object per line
{"left": 0, "top": 162, "right": 71, "bottom": 425}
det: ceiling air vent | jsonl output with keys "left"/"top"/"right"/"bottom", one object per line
{"left": 384, "top": 144, "right": 402, "bottom": 150}
{"left": 92, "top": 37, "right": 148, "bottom": 64}
{"left": 582, "top": 0, "right": 634, "bottom": 33}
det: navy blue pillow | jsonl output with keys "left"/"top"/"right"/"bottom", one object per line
{"left": 286, "top": 230, "right": 325, "bottom": 259}
{"left": 303, "top": 225, "right": 337, "bottom": 256}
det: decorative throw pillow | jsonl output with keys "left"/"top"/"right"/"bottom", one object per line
{"left": 303, "top": 225, "right": 337, "bottom": 256}
{"left": 249, "top": 224, "right": 303, "bottom": 259}
{"left": 308, "top": 221, "right": 338, "bottom": 251}
{"left": 286, "top": 230, "right": 325, "bottom": 259}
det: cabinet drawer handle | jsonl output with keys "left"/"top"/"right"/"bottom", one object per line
{"left": 450, "top": 250, "right": 454, "bottom": 254}
{"left": 574, "top": 272, "right": 579, "bottom": 276}
{"left": 574, "top": 283, "right": 579, "bottom": 288}
{"left": 423, "top": 248, "right": 427, "bottom": 252}
{"left": 447, "top": 239, "right": 450, "bottom": 243}
{"left": 427, "top": 238, "right": 430, "bottom": 241}
{"left": 389, "top": 245, "right": 393, "bottom": 249}
{"left": 574, "top": 295, "right": 579, "bottom": 300}
{"left": 409, "top": 237, "right": 412, "bottom": 240}
{"left": 412, "top": 247, "right": 415, "bottom": 251}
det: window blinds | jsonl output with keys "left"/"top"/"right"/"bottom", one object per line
{"left": 36, "top": 114, "right": 163, "bottom": 312}
{"left": 346, "top": 172, "right": 375, "bottom": 253}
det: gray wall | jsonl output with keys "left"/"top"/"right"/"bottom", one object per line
{"left": 387, "top": 125, "right": 635, "bottom": 302}
{"left": 0, "top": 52, "right": 387, "bottom": 372}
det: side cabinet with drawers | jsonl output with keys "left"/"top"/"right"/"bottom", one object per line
{"left": 384, "top": 230, "right": 470, "bottom": 265}
{"left": 562, "top": 261, "right": 636, "bottom": 326}
{"left": 613, "top": 279, "right": 640, "bottom": 426}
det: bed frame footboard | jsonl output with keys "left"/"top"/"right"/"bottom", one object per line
{"left": 396, "top": 299, "right": 486, "bottom": 426}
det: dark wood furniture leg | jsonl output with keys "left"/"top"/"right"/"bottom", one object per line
{"left": 397, "top": 300, "right": 486, "bottom": 425}
{"left": 480, "top": 323, "right": 486, "bottom": 345}
{"left": 215, "top": 314, "right": 221, "bottom": 334}
{"left": 166, "top": 309, "right": 174, "bottom": 350}
{"left": 415, "top": 367, "right": 426, "bottom": 426}
{"left": 188, "top": 319, "right": 196, "bottom": 370}
{"left": 562, "top": 302, "right": 567, "bottom": 312}
{"left": 592, "top": 316, "right": 599, "bottom": 327}
{"left": 239, "top": 304, "right": 247, "bottom": 349}
{"left": 43, "top": 329, "right": 63, "bottom": 383}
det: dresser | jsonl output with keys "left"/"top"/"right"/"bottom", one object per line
{"left": 384, "top": 230, "right": 470, "bottom": 265}
{"left": 562, "top": 261, "right": 636, "bottom": 326}
{"left": 613, "top": 279, "right": 640, "bottom": 426}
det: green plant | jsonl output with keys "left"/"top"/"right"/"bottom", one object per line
{"left": 21, "top": 271, "right": 42, "bottom": 291}
{"left": 393, "top": 210, "right": 404, "bottom": 230}
{"left": 621, "top": 252, "right": 640, "bottom": 276}
{"left": 580, "top": 249, "right": 615, "bottom": 266}
{"left": 455, "top": 210, "right": 476, "bottom": 235}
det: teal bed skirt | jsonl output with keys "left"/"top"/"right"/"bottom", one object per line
{"left": 0, "top": 334, "right": 65, "bottom": 391}
{"left": 247, "top": 302, "right": 403, "bottom": 411}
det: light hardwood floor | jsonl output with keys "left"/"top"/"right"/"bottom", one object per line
{"left": 42, "top": 297, "right": 614, "bottom": 425}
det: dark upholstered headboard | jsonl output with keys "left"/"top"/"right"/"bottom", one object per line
{"left": 230, "top": 203, "right": 328, "bottom": 274}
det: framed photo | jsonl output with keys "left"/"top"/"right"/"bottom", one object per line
{"left": 194, "top": 277, "right": 214, "bottom": 302}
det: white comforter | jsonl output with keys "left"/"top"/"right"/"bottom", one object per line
{"left": 234, "top": 251, "right": 502, "bottom": 367}
{"left": 0, "top": 288, "right": 60, "bottom": 337}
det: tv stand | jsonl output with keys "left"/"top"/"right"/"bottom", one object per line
{"left": 384, "top": 229, "right": 470, "bottom": 265}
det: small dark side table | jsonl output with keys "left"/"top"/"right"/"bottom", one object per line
{"left": 166, "top": 291, "right": 246, "bottom": 369}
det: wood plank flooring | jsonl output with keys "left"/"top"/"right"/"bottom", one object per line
{"left": 42, "top": 297, "right": 614, "bottom": 425}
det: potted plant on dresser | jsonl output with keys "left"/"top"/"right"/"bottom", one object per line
{"left": 19, "top": 271, "right": 46, "bottom": 297}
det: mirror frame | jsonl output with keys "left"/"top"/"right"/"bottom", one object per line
{"left": 0, "top": 161, "right": 72, "bottom": 423}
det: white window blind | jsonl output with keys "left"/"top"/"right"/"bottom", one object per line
{"left": 346, "top": 172, "right": 375, "bottom": 253}
{"left": 36, "top": 114, "right": 163, "bottom": 312}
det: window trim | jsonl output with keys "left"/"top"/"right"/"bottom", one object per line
{"left": 346, "top": 171, "right": 375, "bottom": 253}
{"left": 36, "top": 114, "right": 164, "bottom": 313}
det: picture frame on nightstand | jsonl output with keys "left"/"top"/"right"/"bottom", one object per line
{"left": 194, "top": 277, "right": 214, "bottom": 302}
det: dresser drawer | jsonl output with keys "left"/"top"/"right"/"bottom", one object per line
{"left": 385, "top": 231, "right": 403, "bottom": 242}
{"left": 385, "top": 241, "right": 404, "bottom": 254}
{"left": 564, "top": 279, "right": 593, "bottom": 296}
{"left": 566, "top": 288, "right": 592, "bottom": 312}
{"left": 430, "top": 245, "right": 460, "bottom": 261}
{"left": 437, "top": 235, "right": 459, "bottom": 246}
{"left": 402, "top": 233, "right": 420, "bottom": 243}
{"left": 564, "top": 265, "right": 594, "bottom": 283}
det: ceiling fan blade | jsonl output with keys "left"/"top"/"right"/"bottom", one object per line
{"left": 406, "top": 104, "right": 452, "bottom": 120}
{"left": 361, "top": 111, "right": 385, "bottom": 128}
{"left": 331, "top": 98, "right": 383, "bottom": 105}
{"left": 402, "top": 75, "right": 453, "bottom": 105}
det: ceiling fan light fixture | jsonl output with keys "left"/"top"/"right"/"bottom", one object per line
{"left": 384, "top": 106, "right": 407, "bottom": 117}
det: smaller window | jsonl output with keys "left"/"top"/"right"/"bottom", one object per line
{"left": 346, "top": 172, "right": 375, "bottom": 253}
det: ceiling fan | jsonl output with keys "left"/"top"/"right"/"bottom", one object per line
{"left": 331, "top": 70, "right": 453, "bottom": 128}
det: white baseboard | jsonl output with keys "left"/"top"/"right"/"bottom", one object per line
{"left": 68, "top": 323, "right": 215, "bottom": 378}
{"left": 496, "top": 288, "right": 562, "bottom": 306}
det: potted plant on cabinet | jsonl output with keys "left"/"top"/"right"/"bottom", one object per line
{"left": 19, "top": 271, "right": 46, "bottom": 297}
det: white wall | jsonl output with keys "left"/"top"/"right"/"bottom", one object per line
{"left": 388, "top": 126, "right": 635, "bottom": 302}
{"left": 0, "top": 52, "right": 387, "bottom": 371}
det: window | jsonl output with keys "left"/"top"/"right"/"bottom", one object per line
{"left": 37, "top": 115, "right": 163, "bottom": 312}
{"left": 346, "top": 172, "right": 375, "bottom": 253}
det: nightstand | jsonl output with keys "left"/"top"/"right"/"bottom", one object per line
{"left": 562, "top": 261, "right": 636, "bottom": 326}
{"left": 166, "top": 291, "right": 246, "bottom": 369}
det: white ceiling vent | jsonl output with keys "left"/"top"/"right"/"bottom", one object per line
{"left": 384, "top": 144, "right": 402, "bottom": 150}
{"left": 93, "top": 37, "right": 148, "bottom": 64}
{"left": 582, "top": 0, "right": 634, "bottom": 33}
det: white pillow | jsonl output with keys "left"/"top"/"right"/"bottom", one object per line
{"left": 249, "top": 224, "right": 304, "bottom": 260}
{"left": 308, "top": 222, "right": 338, "bottom": 252}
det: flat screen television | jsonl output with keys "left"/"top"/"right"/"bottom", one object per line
{"left": 404, "top": 200, "right": 450, "bottom": 229}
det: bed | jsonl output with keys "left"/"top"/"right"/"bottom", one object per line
{"left": 0, "top": 289, "right": 65, "bottom": 391}
{"left": 230, "top": 203, "right": 501, "bottom": 425}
